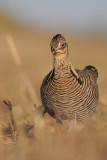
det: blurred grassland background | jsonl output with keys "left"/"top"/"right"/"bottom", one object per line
{"left": 0, "top": 1, "right": 107, "bottom": 160}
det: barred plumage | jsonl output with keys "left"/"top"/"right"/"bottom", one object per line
{"left": 40, "top": 34, "right": 99, "bottom": 124}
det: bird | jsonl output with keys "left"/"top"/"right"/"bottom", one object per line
{"left": 40, "top": 34, "right": 99, "bottom": 125}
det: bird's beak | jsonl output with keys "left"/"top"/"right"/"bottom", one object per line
{"left": 52, "top": 48, "right": 62, "bottom": 55}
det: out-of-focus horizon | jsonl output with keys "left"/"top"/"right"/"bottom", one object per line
{"left": 0, "top": 0, "right": 107, "bottom": 33}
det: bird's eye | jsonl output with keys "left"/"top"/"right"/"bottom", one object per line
{"left": 61, "top": 43, "right": 66, "bottom": 48}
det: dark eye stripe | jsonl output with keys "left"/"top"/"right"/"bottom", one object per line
{"left": 61, "top": 43, "right": 67, "bottom": 49}
{"left": 51, "top": 46, "right": 55, "bottom": 52}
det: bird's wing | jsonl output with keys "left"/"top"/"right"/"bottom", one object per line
{"left": 41, "top": 69, "right": 54, "bottom": 86}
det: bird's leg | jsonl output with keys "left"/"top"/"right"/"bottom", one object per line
{"left": 55, "top": 118, "right": 63, "bottom": 137}
{"left": 67, "top": 113, "right": 77, "bottom": 133}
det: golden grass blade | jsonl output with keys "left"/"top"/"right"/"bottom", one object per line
{"left": 6, "top": 34, "right": 22, "bottom": 67}
{"left": 6, "top": 34, "right": 40, "bottom": 107}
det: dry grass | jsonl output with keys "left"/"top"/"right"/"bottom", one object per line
{"left": 0, "top": 13, "right": 107, "bottom": 160}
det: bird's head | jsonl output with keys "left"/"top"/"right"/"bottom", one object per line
{"left": 50, "top": 34, "right": 68, "bottom": 58}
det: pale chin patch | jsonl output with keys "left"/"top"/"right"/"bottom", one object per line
{"left": 55, "top": 52, "right": 66, "bottom": 59}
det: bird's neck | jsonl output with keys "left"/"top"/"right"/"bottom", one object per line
{"left": 53, "top": 53, "right": 82, "bottom": 84}
{"left": 53, "top": 54, "right": 72, "bottom": 76}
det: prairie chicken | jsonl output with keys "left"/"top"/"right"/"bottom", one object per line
{"left": 40, "top": 34, "right": 99, "bottom": 124}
